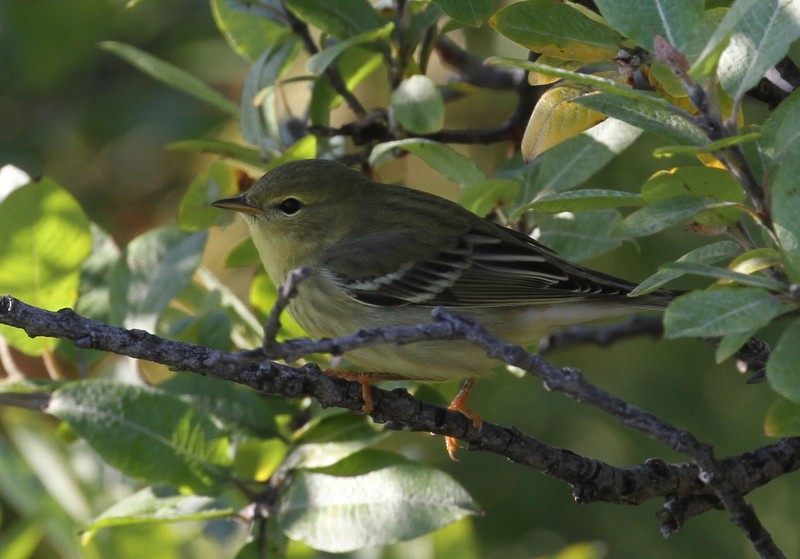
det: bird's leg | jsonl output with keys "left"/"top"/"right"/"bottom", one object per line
{"left": 323, "top": 369, "right": 407, "bottom": 413}
{"left": 445, "top": 377, "right": 483, "bottom": 460}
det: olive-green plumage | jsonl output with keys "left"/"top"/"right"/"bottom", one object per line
{"left": 213, "top": 159, "right": 673, "bottom": 381}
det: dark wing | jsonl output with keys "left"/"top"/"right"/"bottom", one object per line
{"left": 324, "top": 223, "right": 645, "bottom": 308}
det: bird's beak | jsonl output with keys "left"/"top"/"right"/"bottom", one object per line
{"left": 212, "top": 194, "right": 261, "bottom": 216}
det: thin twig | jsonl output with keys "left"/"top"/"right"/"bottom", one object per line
{"left": 262, "top": 266, "right": 311, "bottom": 355}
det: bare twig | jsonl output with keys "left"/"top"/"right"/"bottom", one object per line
{"left": 262, "top": 266, "right": 311, "bottom": 355}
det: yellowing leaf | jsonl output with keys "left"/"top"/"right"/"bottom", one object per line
{"left": 522, "top": 84, "right": 606, "bottom": 160}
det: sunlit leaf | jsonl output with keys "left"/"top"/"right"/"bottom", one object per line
{"left": 83, "top": 487, "right": 232, "bottom": 542}
{"left": 522, "top": 84, "right": 607, "bottom": 159}
{"left": 0, "top": 175, "right": 92, "bottom": 355}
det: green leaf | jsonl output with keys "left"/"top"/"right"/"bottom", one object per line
{"left": 390, "top": 75, "right": 445, "bottom": 134}
{"left": 211, "top": 0, "right": 292, "bottom": 60}
{"left": 110, "top": 227, "right": 207, "bottom": 331}
{"left": 771, "top": 156, "right": 800, "bottom": 283}
{"left": 178, "top": 163, "right": 241, "bottom": 232}
{"left": 490, "top": 0, "right": 623, "bottom": 61}
{"left": 432, "top": 0, "right": 494, "bottom": 27}
{"left": 593, "top": 0, "right": 704, "bottom": 55}
{"left": 307, "top": 23, "right": 394, "bottom": 75}
{"left": 762, "top": 87, "right": 800, "bottom": 163}
{"left": 309, "top": 47, "right": 383, "bottom": 126}
{"left": 765, "top": 396, "right": 800, "bottom": 437}
{"left": 47, "top": 381, "right": 233, "bottom": 492}
{"left": 640, "top": 166, "right": 744, "bottom": 227}
{"left": 240, "top": 39, "right": 303, "bottom": 150}
{"left": 75, "top": 224, "right": 121, "bottom": 325}
{"left": 83, "top": 487, "right": 232, "bottom": 542}
{"left": 489, "top": 57, "right": 679, "bottom": 110}
{"left": 714, "top": 0, "right": 800, "bottom": 101}
{"left": 99, "top": 42, "right": 239, "bottom": 115}
{"left": 0, "top": 518, "right": 41, "bottom": 559}
{"left": 224, "top": 238, "right": 261, "bottom": 268}
{"left": 715, "top": 329, "right": 757, "bottom": 364}
{"left": 692, "top": 0, "right": 759, "bottom": 77}
{"left": 664, "top": 287, "right": 784, "bottom": 338}
{"left": 531, "top": 189, "right": 644, "bottom": 212}
{"left": 285, "top": 0, "right": 383, "bottom": 38}
{"left": 768, "top": 319, "right": 800, "bottom": 403}
{"left": 652, "top": 131, "right": 762, "bottom": 157}
{"left": 276, "top": 453, "right": 478, "bottom": 552}
{"left": 631, "top": 240, "right": 742, "bottom": 295}
{"left": 0, "top": 175, "right": 92, "bottom": 355}
{"left": 516, "top": 118, "right": 642, "bottom": 205}
{"left": 288, "top": 414, "right": 387, "bottom": 470}
{"left": 537, "top": 209, "right": 622, "bottom": 261}
{"left": 168, "top": 139, "right": 265, "bottom": 168}
{"left": 159, "top": 373, "right": 297, "bottom": 439}
{"left": 249, "top": 271, "right": 306, "bottom": 339}
{"left": 614, "top": 196, "right": 730, "bottom": 238}
{"left": 369, "top": 139, "right": 485, "bottom": 186}
{"left": 459, "top": 179, "right": 520, "bottom": 216}
{"left": 660, "top": 262, "right": 786, "bottom": 291}
{"left": 575, "top": 92, "right": 707, "bottom": 145}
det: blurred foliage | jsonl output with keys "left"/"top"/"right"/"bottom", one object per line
{"left": 2, "top": 0, "right": 800, "bottom": 558}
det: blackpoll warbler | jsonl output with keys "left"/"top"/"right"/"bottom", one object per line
{"left": 214, "top": 159, "right": 674, "bottom": 456}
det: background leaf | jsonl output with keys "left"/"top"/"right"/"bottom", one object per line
{"left": 768, "top": 319, "right": 800, "bottom": 404}
{"left": 0, "top": 176, "right": 92, "bottom": 355}
{"left": 432, "top": 0, "right": 495, "bottom": 27}
{"left": 490, "top": 0, "right": 622, "bottom": 60}
{"left": 277, "top": 451, "right": 478, "bottom": 552}
{"left": 100, "top": 42, "right": 239, "bottom": 115}
{"left": 47, "top": 381, "right": 233, "bottom": 492}
{"left": 664, "top": 287, "right": 784, "bottom": 338}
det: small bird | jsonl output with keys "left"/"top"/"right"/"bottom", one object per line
{"left": 213, "top": 159, "right": 674, "bottom": 457}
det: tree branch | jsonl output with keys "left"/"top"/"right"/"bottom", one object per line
{"left": 0, "top": 293, "right": 795, "bottom": 549}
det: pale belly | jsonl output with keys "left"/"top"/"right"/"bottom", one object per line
{"left": 287, "top": 279, "right": 636, "bottom": 381}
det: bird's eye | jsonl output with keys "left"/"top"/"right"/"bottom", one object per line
{"left": 278, "top": 197, "right": 303, "bottom": 215}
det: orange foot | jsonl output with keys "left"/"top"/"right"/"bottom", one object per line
{"left": 324, "top": 369, "right": 407, "bottom": 413}
{"left": 445, "top": 377, "right": 483, "bottom": 461}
